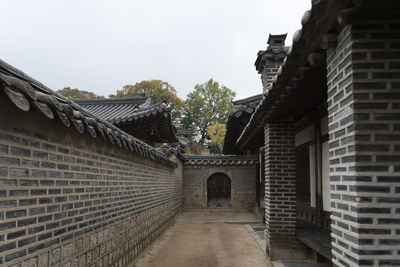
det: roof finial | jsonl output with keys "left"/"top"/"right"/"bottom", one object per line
{"left": 267, "top": 34, "right": 288, "bottom": 47}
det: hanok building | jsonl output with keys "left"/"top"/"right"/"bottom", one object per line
{"left": 235, "top": 0, "right": 400, "bottom": 266}
{"left": 223, "top": 94, "right": 266, "bottom": 213}
{"left": 0, "top": 0, "right": 400, "bottom": 266}
{"left": 0, "top": 58, "right": 186, "bottom": 266}
{"left": 74, "top": 97, "right": 180, "bottom": 148}
{"left": 0, "top": 57, "right": 259, "bottom": 266}
{"left": 223, "top": 94, "right": 263, "bottom": 156}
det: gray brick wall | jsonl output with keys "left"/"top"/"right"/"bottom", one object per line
{"left": 261, "top": 57, "right": 285, "bottom": 92}
{"left": 327, "top": 18, "right": 400, "bottom": 267}
{"left": 0, "top": 99, "right": 183, "bottom": 267}
{"left": 264, "top": 122, "right": 305, "bottom": 260}
{"left": 183, "top": 165, "right": 256, "bottom": 210}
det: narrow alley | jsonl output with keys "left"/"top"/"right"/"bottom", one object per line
{"left": 132, "top": 211, "right": 268, "bottom": 267}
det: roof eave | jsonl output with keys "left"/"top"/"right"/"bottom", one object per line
{"left": 237, "top": 0, "right": 355, "bottom": 150}
{"left": 0, "top": 60, "right": 178, "bottom": 167}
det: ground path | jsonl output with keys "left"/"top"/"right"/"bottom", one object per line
{"left": 131, "top": 211, "right": 269, "bottom": 267}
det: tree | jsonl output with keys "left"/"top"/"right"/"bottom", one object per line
{"left": 207, "top": 123, "right": 227, "bottom": 154}
{"left": 182, "top": 79, "right": 236, "bottom": 145}
{"left": 57, "top": 87, "right": 104, "bottom": 100}
{"left": 110, "top": 80, "right": 185, "bottom": 123}
{"left": 188, "top": 141, "right": 201, "bottom": 155}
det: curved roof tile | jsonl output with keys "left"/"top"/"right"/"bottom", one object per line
{"left": 0, "top": 59, "right": 177, "bottom": 167}
{"left": 183, "top": 155, "right": 258, "bottom": 166}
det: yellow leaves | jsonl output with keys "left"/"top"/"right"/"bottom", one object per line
{"left": 183, "top": 79, "right": 235, "bottom": 144}
{"left": 206, "top": 123, "right": 226, "bottom": 146}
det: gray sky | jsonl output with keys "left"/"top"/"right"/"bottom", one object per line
{"left": 1, "top": 0, "right": 310, "bottom": 100}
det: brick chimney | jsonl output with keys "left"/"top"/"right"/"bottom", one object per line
{"left": 255, "top": 34, "right": 289, "bottom": 93}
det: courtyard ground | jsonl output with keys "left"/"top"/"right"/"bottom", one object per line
{"left": 131, "top": 210, "right": 269, "bottom": 267}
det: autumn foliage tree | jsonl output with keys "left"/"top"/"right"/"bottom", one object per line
{"left": 110, "top": 80, "right": 185, "bottom": 122}
{"left": 182, "top": 79, "right": 236, "bottom": 145}
{"left": 206, "top": 123, "right": 227, "bottom": 154}
{"left": 57, "top": 87, "right": 104, "bottom": 100}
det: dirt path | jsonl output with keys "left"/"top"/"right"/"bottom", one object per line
{"left": 132, "top": 211, "right": 268, "bottom": 267}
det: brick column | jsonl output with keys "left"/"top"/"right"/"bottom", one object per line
{"left": 264, "top": 122, "right": 305, "bottom": 260}
{"left": 327, "top": 19, "right": 400, "bottom": 266}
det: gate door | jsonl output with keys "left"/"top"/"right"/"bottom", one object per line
{"left": 207, "top": 173, "right": 231, "bottom": 208}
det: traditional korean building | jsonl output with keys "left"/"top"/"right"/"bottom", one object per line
{"left": 0, "top": 59, "right": 183, "bottom": 266}
{"left": 223, "top": 95, "right": 266, "bottom": 214}
{"left": 0, "top": 0, "right": 399, "bottom": 266}
{"left": 74, "top": 97, "right": 179, "bottom": 147}
{"left": 236, "top": 0, "right": 400, "bottom": 266}
{"left": 223, "top": 94, "right": 263, "bottom": 155}
{"left": 0, "top": 58, "right": 259, "bottom": 266}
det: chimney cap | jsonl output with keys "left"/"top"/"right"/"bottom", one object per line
{"left": 267, "top": 34, "right": 287, "bottom": 47}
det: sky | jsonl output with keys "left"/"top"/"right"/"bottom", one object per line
{"left": 0, "top": 0, "right": 310, "bottom": 101}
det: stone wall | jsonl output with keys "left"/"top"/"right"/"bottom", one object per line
{"left": 183, "top": 164, "right": 256, "bottom": 210}
{"left": 0, "top": 98, "right": 183, "bottom": 267}
{"left": 327, "top": 18, "right": 400, "bottom": 266}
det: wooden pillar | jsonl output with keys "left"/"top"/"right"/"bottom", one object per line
{"left": 314, "top": 116, "right": 323, "bottom": 228}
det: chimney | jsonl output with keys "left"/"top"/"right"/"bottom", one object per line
{"left": 255, "top": 34, "right": 289, "bottom": 94}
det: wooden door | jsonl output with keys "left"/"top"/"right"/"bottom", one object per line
{"left": 207, "top": 173, "right": 230, "bottom": 199}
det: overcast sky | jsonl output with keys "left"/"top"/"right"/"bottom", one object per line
{"left": 1, "top": 0, "right": 310, "bottom": 100}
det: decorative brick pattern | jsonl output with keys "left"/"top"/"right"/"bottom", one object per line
{"left": 327, "top": 18, "right": 400, "bottom": 267}
{"left": 264, "top": 122, "right": 304, "bottom": 260}
{"left": 0, "top": 100, "right": 183, "bottom": 266}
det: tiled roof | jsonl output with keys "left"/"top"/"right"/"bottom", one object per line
{"left": 0, "top": 59, "right": 177, "bottom": 167}
{"left": 231, "top": 96, "right": 262, "bottom": 119}
{"left": 74, "top": 97, "right": 146, "bottom": 122}
{"left": 74, "top": 97, "right": 169, "bottom": 124}
{"left": 184, "top": 155, "right": 258, "bottom": 166}
{"left": 75, "top": 97, "right": 178, "bottom": 143}
{"left": 236, "top": 0, "right": 394, "bottom": 150}
{"left": 232, "top": 94, "right": 263, "bottom": 107}
{"left": 156, "top": 143, "right": 186, "bottom": 162}
{"left": 223, "top": 94, "right": 263, "bottom": 154}
{"left": 255, "top": 34, "right": 289, "bottom": 74}
{"left": 75, "top": 97, "right": 147, "bottom": 105}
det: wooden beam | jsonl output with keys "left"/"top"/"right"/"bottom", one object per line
{"left": 307, "top": 53, "right": 324, "bottom": 66}
{"left": 337, "top": 7, "right": 359, "bottom": 26}
{"left": 320, "top": 34, "right": 337, "bottom": 50}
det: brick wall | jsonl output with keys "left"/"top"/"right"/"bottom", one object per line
{"left": 264, "top": 122, "right": 305, "bottom": 260}
{"left": 327, "top": 18, "right": 400, "bottom": 266}
{"left": 261, "top": 58, "right": 284, "bottom": 91}
{"left": 0, "top": 98, "right": 183, "bottom": 267}
{"left": 183, "top": 165, "right": 256, "bottom": 210}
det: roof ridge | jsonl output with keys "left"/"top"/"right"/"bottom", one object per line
{"left": 74, "top": 97, "right": 148, "bottom": 105}
{"left": 232, "top": 94, "right": 263, "bottom": 106}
